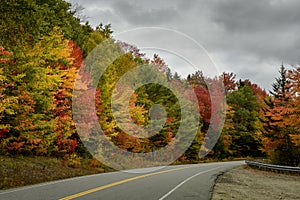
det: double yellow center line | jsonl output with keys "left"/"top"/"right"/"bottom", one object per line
{"left": 59, "top": 166, "right": 192, "bottom": 200}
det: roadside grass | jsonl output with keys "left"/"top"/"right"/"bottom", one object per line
{"left": 0, "top": 155, "right": 107, "bottom": 190}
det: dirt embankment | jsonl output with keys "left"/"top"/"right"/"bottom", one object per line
{"left": 212, "top": 166, "right": 300, "bottom": 200}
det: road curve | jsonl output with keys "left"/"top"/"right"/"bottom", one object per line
{"left": 0, "top": 161, "right": 244, "bottom": 200}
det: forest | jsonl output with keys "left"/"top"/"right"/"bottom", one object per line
{"left": 1, "top": 0, "right": 300, "bottom": 169}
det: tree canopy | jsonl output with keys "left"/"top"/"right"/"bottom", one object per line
{"left": 1, "top": 0, "right": 300, "bottom": 167}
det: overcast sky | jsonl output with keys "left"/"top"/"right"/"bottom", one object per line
{"left": 67, "top": 0, "right": 300, "bottom": 90}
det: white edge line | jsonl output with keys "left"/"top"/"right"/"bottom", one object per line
{"left": 158, "top": 166, "right": 222, "bottom": 200}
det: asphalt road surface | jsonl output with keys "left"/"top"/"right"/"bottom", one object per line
{"left": 0, "top": 161, "right": 244, "bottom": 200}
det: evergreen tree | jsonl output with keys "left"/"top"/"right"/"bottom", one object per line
{"left": 270, "top": 64, "right": 290, "bottom": 101}
{"left": 263, "top": 64, "right": 299, "bottom": 166}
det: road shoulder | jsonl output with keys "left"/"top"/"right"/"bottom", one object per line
{"left": 212, "top": 166, "right": 300, "bottom": 200}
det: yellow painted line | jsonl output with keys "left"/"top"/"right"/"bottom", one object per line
{"left": 59, "top": 166, "right": 192, "bottom": 200}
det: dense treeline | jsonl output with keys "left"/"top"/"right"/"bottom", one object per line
{"left": 211, "top": 68, "right": 300, "bottom": 166}
{"left": 1, "top": 0, "right": 300, "bottom": 167}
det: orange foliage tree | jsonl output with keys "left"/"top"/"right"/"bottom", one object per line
{"left": 262, "top": 65, "right": 300, "bottom": 166}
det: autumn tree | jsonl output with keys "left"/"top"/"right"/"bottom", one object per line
{"left": 187, "top": 70, "right": 206, "bottom": 88}
{"left": 151, "top": 54, "right": 169, "bottom": 75}
{"left": 51, "top": 40, "right": 84, "bottom": 157}
{"left": 0, "top": 47, "right": 16, "bottom": 151}
{"left": 187, "top": 70, "right": 210, "bottom": 132}
{"left": 288, "top": 66, "right": 300, "bottom": 147}
{"left": 221, "top": 72, "right": 237, "bottom": 94}
{"left": 0, "top": 26, "right": 86, "bottom": 158}
{"left": 0, "top": 0, "right": 92, "bottom": 54}
{"left": 262, "top": 65, "right": 299, "bottom": 166}
{"left": 223, "top": 83, "right": 263, "bottom": 157}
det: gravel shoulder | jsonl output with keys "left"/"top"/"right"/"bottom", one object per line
{"left": 212, "top": 166, "right": 300, "bottom": 200}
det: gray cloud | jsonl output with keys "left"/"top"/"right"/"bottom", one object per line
{"left": 67, "top": 0, "right": 300, "bottom": 90}
{"left": 207, "top": 0, "right": 300, "bottom": 62}
{"left": 210, "top": 0, "right": 300, "bottom": 32}
{"left": 112, "top": 1, "right": 181, "bottom": 25}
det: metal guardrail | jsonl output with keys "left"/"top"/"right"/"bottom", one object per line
{"left": 245, "top": 160, "right": 300, "bottom": 173}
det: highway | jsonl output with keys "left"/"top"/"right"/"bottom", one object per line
{"left": 0, "top": 161, "right": 244, "bottom": 200}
